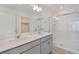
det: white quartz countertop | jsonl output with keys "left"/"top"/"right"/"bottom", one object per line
{"left": 0, "top": 32, "right": 52, "bottom": 53}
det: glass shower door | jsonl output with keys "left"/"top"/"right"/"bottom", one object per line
{"left": 54, "top": 12, "right": 79, "bottom": 52}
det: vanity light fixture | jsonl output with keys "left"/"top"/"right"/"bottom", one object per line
{"left": 32, "top": 5, "right": 42, "bottom": 12}
{"left": 32, "top": 5, "right": 39, "bottom": 11}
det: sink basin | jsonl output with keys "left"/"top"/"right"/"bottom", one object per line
{"left": 20, "top": 32, "right": 40, "bottom": 39}
{"left": 0, "top": 36, "right": 18, "bottom": 44}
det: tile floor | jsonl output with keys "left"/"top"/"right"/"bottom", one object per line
{"left": 53, "top": 46, "right": 74, "bottom": 54}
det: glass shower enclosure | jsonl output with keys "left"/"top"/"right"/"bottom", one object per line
{"left": 53, "top": 10, "right": 79, "bottom": 53}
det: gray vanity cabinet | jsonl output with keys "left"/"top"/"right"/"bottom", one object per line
{"left": 23, "top": 45, "right": 40, "bottom": 54}
{"left": 1, "top": 40, "right": 40, "bottom": 54}
{"left": 40, "top": 35, "right": 53, "bottom": 54}
{"left": 1, "top": 34, "right": 52, "bottom": 54}
{"left": 41, "top": 39, "right": 52, "bottom": 54}
{"left": 23, "top": 35, "right": 53, "bottom": 54}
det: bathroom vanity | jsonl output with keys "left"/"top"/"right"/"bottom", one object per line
{"left": 0, "top": 32, "right": 53, "bottom": 54}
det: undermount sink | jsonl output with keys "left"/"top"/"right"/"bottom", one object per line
{"left": 0, "top": 36, "right": 18, "bottom": 44}
{"left": 20, "top": 32, "right": 40, "bottom": 39}
{"left": 0, "top": 39, "right": 9, "bottom": 45}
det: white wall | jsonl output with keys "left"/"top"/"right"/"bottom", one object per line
{"left": 0, "top": 12, "right": 17, "bottom": 36}
{"left": 0, "top": 5, "right": 53, "bottom": 36}
{"left": 0, "top": 6, "right": 31, "bottom": 37}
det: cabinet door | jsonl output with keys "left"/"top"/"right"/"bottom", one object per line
{"left": 41, "top": 39, "right": 52, "bottom": 54}
{"left": 23, "top": 45, "right": 40, "bottom": 54}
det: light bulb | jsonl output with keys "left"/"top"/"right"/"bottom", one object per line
{"left": 39, "top": 7, "right": 42, "bottom": 11}
{"left": 32, "top": 5, "right": 43, "bottom": 12}
{"left": 32, "top": 5, "right": 39, "bottom": 11}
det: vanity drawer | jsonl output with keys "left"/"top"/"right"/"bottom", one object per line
{"left": 2, "top": 39, "right": 40, "bottom": 54}
{"left": 23, "top": 45, "right": 40, "bottom": 54}
{"left": 41, "top": 35, "right": 52, "bottom": 42}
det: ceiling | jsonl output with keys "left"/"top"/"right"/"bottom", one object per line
{"left": 40, "top": 4, "right": 79, "bottom": 15}
{"left": 2, "top": 4, "right": 79, "bottom": 16}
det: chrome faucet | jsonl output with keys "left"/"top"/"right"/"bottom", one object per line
{"left": 16, "top": 34, "right": 20, "bottom": 38}
{"left": 34, "top": 26, "right": 41, "bottom": 34}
